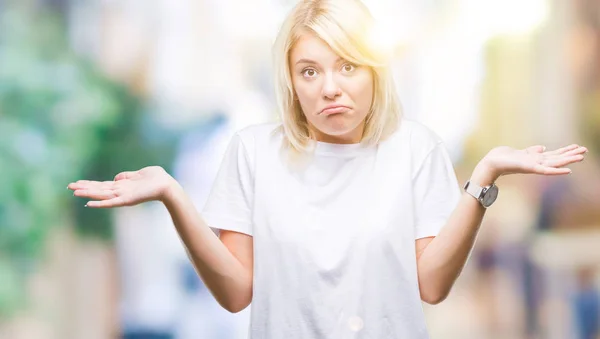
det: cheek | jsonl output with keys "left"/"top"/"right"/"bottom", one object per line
{"left": 294, "top": 82, "right": 319, "bottom": 113}
{"left": 348, "top": 76, "right": 374, "bottom": 109}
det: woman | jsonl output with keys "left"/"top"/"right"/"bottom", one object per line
{"left": 68, "top": 0, "right": 587, "bottom": 337}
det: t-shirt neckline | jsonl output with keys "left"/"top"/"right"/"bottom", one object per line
{"left": 314, "top": 140, "right": 374, "bottom": 157}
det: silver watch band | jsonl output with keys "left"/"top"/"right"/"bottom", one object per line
{"left": 464, "top": 180, "right": 484, "bottom": 200}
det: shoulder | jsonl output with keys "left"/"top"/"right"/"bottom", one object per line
{"left": 398, "top": 118, "right": 444, "bottom": 152}
{"left": 231, "top": 121, "right": 283, "bottom": 152}
{"left": 394, "top": 118, "right": 450, "bottom": 176}
{"left": 236, "top": 121, "right": 282, "bottom": 137}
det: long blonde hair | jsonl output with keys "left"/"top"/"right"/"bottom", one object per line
{"left": 272, "top": 0, "right": 402, "bottom": 162}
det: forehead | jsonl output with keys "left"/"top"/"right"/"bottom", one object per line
{"left": 289, "top": 34, "right": 341, "bottom": 64}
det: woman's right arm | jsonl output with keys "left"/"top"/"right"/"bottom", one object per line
{"left": 163, "top": 182, "right": 253, "bottom": 313}
{"left": 68, "top": 166, "right": 253, "bottom": 313}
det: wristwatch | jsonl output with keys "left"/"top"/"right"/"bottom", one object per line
{"left": 463, "top": 180, "right": 499, "bottom": 208}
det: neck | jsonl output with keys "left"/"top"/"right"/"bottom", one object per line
{"left": 310, "top": 122, "right": 365, "bottom": 144}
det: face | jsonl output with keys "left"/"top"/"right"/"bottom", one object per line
{"left": 289, "top": 34, "right": 374, "bottom": 144}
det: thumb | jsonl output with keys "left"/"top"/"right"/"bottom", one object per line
{"left": 526, "top": 145, "right": 546, "bottom": 154}
{"left": 114, "top": 171, "right": 136, "bottom": 181}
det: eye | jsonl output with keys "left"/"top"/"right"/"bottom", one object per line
{"left": 302, "top": 68, "right": 318, "bottom": 78}
{"left": 341, "top": 63, "right": 356, "bottom": 73}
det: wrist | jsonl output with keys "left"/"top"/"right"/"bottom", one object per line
{"left": 160, "top": 178, "right": 183, "bottom": 206}
{"left": 470, "top": 158, "right": 499, "bottom": 187}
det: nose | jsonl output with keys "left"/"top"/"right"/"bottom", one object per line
{"left": 321, "top": 72, "right": 342, "bottom": 100}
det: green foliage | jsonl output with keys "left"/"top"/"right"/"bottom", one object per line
{"left": 0, "top": 5, "right": 178, "bottom": 317}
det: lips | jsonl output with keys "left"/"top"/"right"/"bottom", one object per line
{"left": 320, "top": 105, "right": 350, "bottom": 115}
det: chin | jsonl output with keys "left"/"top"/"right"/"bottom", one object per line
{"left": 320, "top": 126, "right": 354, "bottom": 136}
{"left": 314, "top": 118, "right": 364, "bottom": 140}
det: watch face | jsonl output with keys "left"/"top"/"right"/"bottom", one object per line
{"left": 482, "top": 185, "right": 499, "bottom": 207}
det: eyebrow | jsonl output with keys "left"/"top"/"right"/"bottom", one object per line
{"left": 295, "top": 57, "right": 344, "bottom": 66}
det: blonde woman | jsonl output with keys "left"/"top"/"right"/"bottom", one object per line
{"left": 68, "top": 0, "right": 588, "bottom": 337}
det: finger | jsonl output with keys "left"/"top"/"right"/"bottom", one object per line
{"left": 545, "top": 146, "right": 588, "bottom": 158}
{"left": 68, "top": 180, "right": 100, "bottom": 190}
{"left": 534, "top": 164, "right": 572, "bottom": 175}
{"left": 85, "top": 197, "right": 127, "bottom": 208}
{"left": 115, "top": 171, "right": 137, "bottom": 181}
{"left": 545, "top": 144, "right": 580, "bottom": 155}
{"left": 74, "top": 189, "right": 118, "bottom": 200}
{"left": 561, "top": 146, "right": 588, "bottom": 156}
{"left": 526, "top": 145, "right": 546, "bottom": 154}
{"left": 543, "top": 154, "right": 584, "bottom": 168}
{"left": 69, "top": 182, "right": 112, "bottom": 191}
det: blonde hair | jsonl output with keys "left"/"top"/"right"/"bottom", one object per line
{"left": 272, "top": 0, "right": 402, "bottom": 162}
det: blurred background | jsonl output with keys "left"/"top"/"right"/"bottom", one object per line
{"left": 0, "top": 0, "right": 599, "bottom": 338}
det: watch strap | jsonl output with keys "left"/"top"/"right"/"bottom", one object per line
{"left": 464, "top": 180, "right": 484, "bottom": 200}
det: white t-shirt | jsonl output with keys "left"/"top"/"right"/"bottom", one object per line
{"left": 202, "top": 118, "right": 462, "bottom": 338}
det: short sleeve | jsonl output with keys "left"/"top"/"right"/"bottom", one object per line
{"left": 201, "top": 132, "right": 254, "bottom": 236}
{"left": 412, "top": 142, "right": 461, "bottom": 239}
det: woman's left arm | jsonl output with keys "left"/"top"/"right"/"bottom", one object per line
{"left": 416, "top": 143, "right": 588, "bottom": 305}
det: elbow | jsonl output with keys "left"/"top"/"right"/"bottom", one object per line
{"left": 418, "top": 272, "right": 454, "bottom": 305}
{"left": 220, "top": 292, "right": 252, "bottom": 313}
{"left": 224, "top": 302, "right": 250, "bottom": 314}
{"left": 421, "top": 293, "right": 447, "bottom": 305}
{"left": 420, "top": 288, "right": 450, "bottom": 305}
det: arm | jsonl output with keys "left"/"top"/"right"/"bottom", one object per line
{"left": 415, "top": 164, "right": 493, "bottom": 305}
{"left": 163, "top": 182, "right": 253, "bottom": 313}
{"left": 68, "top": 166, "right": 254, "bottom": 313}
{"left": 415, "top": 144, "right": 587, "bottom": 305}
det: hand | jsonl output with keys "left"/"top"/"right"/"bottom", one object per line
{"left": 67, "top": 166, "right": 177, "bottom": 208}
{"left": 481, "top": 144, "right": 587, "bottom": 179}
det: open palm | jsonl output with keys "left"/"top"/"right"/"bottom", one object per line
{"left": 486, "top": 144, "right": 587, "bottom": 177}
{"left": 67, "top": 166, "right": 175, "bottom": 208}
